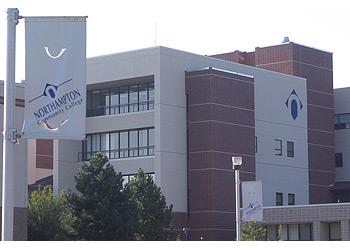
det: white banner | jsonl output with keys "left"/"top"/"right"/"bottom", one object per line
{"left": 242, "top": 180, "right": 263, "bottom": 222}
{"left": 23, "top": 16, "right": 86, "bottom": 140}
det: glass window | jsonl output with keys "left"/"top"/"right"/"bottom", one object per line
{"left": 149, "top": 128, "right": 155, "bottom": 155}
{"left": 91, "top": 90, "right": 102, "bottom": 116}
{"left": 148, "top": 83, "right": 155, "bottom": 109}
{"left": 129, "top": 85, "right": 139, "bottom": 112}
{"left": 91, "top": 133, "right": 100, "bottom": 153}
{"left": 100, "top": 89, "right": 110, "bottom": 115}
{"left": 276, "top": 192, "right": 283, "bottom": 206}
{"left": 287, "top": 141, "right": 294, "bottom": 157}
{"left": 110, "top": 132, "right": 119, "bottom": 159}
{"left": 101, "top": 133, "right": 109, "bottom": 158}
{"left": 139, "top": 129, "right": 148, "bottom": 156}
{"left": 299, "top": 224, "right": 312, "bottom": 241}
{"left": 335, "top": 153, "right": 343, "bottom": 168}
{"left": 110, "top": 88, "right": 119, "bottom": 115}
{"left": 255, "top": 136, "right": 258, "bottom": 154}
{"left": 274, "top": 139, "right": 282, "bottom": 156}
{"left": 119, "top": 131, "right": 129, "bottom": 158}
{"left": 287, "top": 224, "right": 299, "bottom": 241}
{"left": 119, "top": 86, "right": 129, "bottom": 113}
{"left": 129, "top": 130, "right": 138, "bottom": 157}
{"left": 288, "top": 193, "right": 295, "bottom": 205}
{"left": 86, "top": 91, "right": 92, "bottom": 117}
{"left": 329, "top": 222, "right": 341, "bottom": 241}
{"left": 139, "top": 84, "right": 148, "bottom": 111}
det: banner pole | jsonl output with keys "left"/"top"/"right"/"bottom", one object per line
{"left": 2, "top": 8, "right": 19, "bottom": 241}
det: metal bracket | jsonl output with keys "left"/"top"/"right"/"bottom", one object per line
{"left": 3, "top": 128, "right": 21, "bottom": 144}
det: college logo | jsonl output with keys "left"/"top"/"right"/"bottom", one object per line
{"left": 29, "top": 78, "right": 83, "bottom": 130}
{"left": 285, "top": 90, "right": 303, "bottom": 120}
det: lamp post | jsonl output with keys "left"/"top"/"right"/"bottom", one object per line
{"left": 232, "top": 156, "right": 242, "bottom": 241}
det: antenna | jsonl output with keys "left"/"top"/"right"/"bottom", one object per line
{"left": 154, "top": 22, "right": 157, "bottom": 46}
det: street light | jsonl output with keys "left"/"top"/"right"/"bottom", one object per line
{"left": 232, "top": 156, "right": 242, "bottom": 241}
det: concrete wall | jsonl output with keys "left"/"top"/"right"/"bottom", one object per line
{"left": 334, "top": 87, "right": 350, "bottom": 182}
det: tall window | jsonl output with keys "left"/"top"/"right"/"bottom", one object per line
{"left": 335, "top": 153, "right": 343, "bottom": 168}
{"left": 81, "top": 127, "right": 155, "bottom": 161}
{"left": 274, "top": 139, "right": 282, "bottom": 156}
{"left": 86, "top": 82, "right": 155, "bottom": 117}
{"left": 287, "top": 141, "right": 294, "bottom": 158}
{"left": 288, "top": 193, "right": 295, "bottom": 205}
{"left": 276, "top": 192, "right": 283, "bottom": 206}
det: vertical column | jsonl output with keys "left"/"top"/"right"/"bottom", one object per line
{"left": 2, "top": 8, "right": 19, "bottom": 241}
{"left": 312, "top": 221, "right": 321, "bottom": 241}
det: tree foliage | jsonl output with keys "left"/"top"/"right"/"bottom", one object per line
{"left": 125, "top": 169, "right": 176, "bottom": 240}
{"left": 28, "top": 186, "right": 75, "bottom": 240}
{"left": 241, "top": 222, "right": 266, "bottom": 241}
{"left": 69, "top": 153, "right": 136, "bottom": 240}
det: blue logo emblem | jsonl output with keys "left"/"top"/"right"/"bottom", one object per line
{"left": 29, "top": 78, "right": 72, "bottom": 103}
{"left": 285, "top": 90, "right": 303, "bottom": 120}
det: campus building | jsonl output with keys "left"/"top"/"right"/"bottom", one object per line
{"left": 50, "top": 41, "right": 347, "bottom": 240}
{"left": 2, "top": 41, "right": 349, "bottom": 240}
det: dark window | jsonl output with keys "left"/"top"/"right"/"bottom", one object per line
{"left": 287, "top": 141, "right": 294, "bottom": 157}
{"left": 87, "top": 82, "right": 155, "bottom": 117}
{"left": 334, "top": 113, "right": 350, "bottom": 130}
{"left": 335, "top": 153, "right": 343, "bottom": 168}
{"left": 276, "top": 192, "right": 283, "bottom": 206}
{"left": 274, "top": 139, "right": 282, "bottom": 156}
{"left": 255, "top": 136, "right": 258, "bottom": 153}
{"left": 80, "top": 127, "right": 155, "bottom": 161}
{"left": 288, "top": 193, "right": 295, "bottom": 205}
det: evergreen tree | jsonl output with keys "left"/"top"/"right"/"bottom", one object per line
{"left": 125, "top": 169, "right": 176, "bottom": 240}
{"left": 69, "top": 153, "right": 136, "bottom": 240}
{"left": 241, "top": 222, "right": 266, "bottom": 241}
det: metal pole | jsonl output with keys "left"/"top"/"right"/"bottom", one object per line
{"left": 2, "top": 8, "right": 19, "bottom": 241}
{"left": 235, "top": 169, "right": 240, "bottom": 241}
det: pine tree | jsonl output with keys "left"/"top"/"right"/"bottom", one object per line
{"left": 69, "top": 153, "right": 136, "bottom": 240}
{"left": 125, "top": 169, "right": 176, "bottom": 240}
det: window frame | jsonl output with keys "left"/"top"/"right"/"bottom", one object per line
{"left": 274, "top": 139, "right": 283, "bottom": 156}
{"left": 287, "top": 141, "right": 294, "bottom": 158}
{"left": 276, "top": 192, "right": 283, "bottom": 206}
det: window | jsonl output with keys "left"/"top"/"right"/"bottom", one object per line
{"left": 87, "top": 82, "right": 155, "bottom": 117}
{"left": 255, "top": 136, "right": 258, "bottom": 153}
{"left": 329, "top": 222, "right": 341, "bottom": 241}
{"left": 122, "top": 172, "right": 155, "bottom": 186}
{"left": 335, "top": 153, "right": 343, "bottom": 168}
{"left": 334, "top": 113, "right": 350, "bottom": 130}
{"left": 81, "top": 127, "right": 155, "bottom": 161}
{"left": 274, "top": 139, "right": 282, "bottom": 156}
{"left": 276, "top": 192, "right": 283, "bottom": 206}
{"left": 287, "top": 141, "right": 294, "bottom": 157}
{"left": 288, "top": 193, "right": 295, "bottom": 205}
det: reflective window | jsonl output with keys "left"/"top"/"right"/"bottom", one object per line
{"left": 81, "top": 127, "right": 155, "bottom": 161}
{"left": 110, "top": 88, "right": 119, "bottom": 115}
{"left": 87, "top": 82, "right": 155, "bottom": 117}
{"left": 288, "top": 193, "right": 295, "bottom": 205}
{"left": 110, "top": 132, "right": 119, "bottom": 159}
{"left": 120, "top": 131, "right": 129, "bottom": 158}
{"left": 119, "top": 86, "right": 129, "bottom": 114}
{"left": 335, "top": 113, "right": 350, "bottom": 130}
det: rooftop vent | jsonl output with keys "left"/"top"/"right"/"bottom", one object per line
{"left": 282, "top": 36, "right": 290, "bottom": 43}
